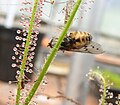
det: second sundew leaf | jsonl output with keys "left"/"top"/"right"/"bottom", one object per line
{"left": 88, "top": 71, "right": 107, "bottom": 105}
{"left": 23, "top": 0, "right": 82, "bottom": 105}
{"left": 15, "top": 0, "right": 39, "bottom": 104}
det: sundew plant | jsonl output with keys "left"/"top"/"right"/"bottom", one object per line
{"left": 10, "top": 0, "right": 115, "bottom": 105}
{"left": 88, "top": 70, "right": 120, "bottom": 105}
{"left": 11, "top": 0, "right": 83, "bottom": 105}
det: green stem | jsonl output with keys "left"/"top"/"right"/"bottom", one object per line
{"left": 92, "top": 71, "right": 107, "bottom": 105}
{"left": 23, "top": 0, "right": 82, "bottom": 105}
{"left": 15, "top": 0, "right": 39, "bottom": 104}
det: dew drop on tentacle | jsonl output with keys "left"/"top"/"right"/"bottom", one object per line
{"left": 29, "top": 63, "right": 33, "bottom": 68}
{"left": 12, "top": 56, "right": 16, "bottom": 60}
{"left": 34, "top": 37, "right": 38, "bottom": 41}
{"left": 25, "top": 66, "right": 29, "bottom": 73}
{"left": 17, "top": 30, "right": 22, "bottom": 34}
{"left": 28, "top": 69, "right": 33, "bottom": 73}
{"left": 22, "top": 38, "right": 26, "bottom": 41}
{"left": 13, "top": 47, "right": 17, "bottom": 52}
{"left": 16, "top": 59, "right": 21, "bottom": 63}
{"left": 21, "top": 42, "right": 25, "bottom": 48}
{"left": 15, "top": 51, "right": 19, "bottom": 55}
{"left": 27, "top": 56, "right": 32, "bottom": 62}
{"left": 11, "top": 63, "right": 17, "bottom": 68}
{"left": 16, "top": 70, "right": 20, "bottom": 75}
{"left": 16, "top": 44, "right": 20, "bottom": 47}
{"left": 15, "top": 36, "right": 20, "bottom": 40}
{"left": 23, "top": 32, "right": 27, "bottom": 36}
{"left": 30, "top": 47, "right": 35, "bottom": 51}
{"left": 31, "top": 52, "right": 35, "bottom": 56}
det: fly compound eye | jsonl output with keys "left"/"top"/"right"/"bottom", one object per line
{"left": 89, "top": 35, "right": 92, "bottom": 41}
{"left": 86, "top": 36, "right": 92, "bottom": 41}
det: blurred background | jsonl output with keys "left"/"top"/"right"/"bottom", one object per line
{"left": 0, "top": 0, "right": 120, "bottom": 105}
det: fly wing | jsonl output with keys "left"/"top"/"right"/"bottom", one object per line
{"left": 70, "top": 41, "right": 104, "bottom": 54}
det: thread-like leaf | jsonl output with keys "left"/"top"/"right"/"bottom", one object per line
{"left": 16, "top": 0, "right": 39, "bottom": 104}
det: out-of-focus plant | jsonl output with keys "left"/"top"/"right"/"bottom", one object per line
{"left": 98, "top": 69, "right": 120, "bottom": 89}
{"left": 88, "top": 70, "right": 107, "bottom": 105}
{"left": 88, "top": 69, "right": 120, "bottom": 105}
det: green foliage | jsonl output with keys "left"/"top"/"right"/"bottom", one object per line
{"left": 88, "top": 70, "right": 107, "bottom": 105}
{"left": 96, "top": 69, "right": 120, "bottom": 89}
